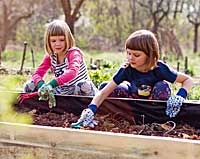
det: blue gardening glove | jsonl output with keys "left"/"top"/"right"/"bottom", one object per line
{"left": 166, "top": 88, "right": 187, "bottom": 118}
{"left": 166, "top": 95, "right": 185, "bottom": 118}
{"left": 38, "top": 84, "right": 56, "bottom": 108}
{"left": 71, "top": 104, "right": 98, "bottom": 128}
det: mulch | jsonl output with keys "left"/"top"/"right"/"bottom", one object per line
{"left": 25, "top": 108, "right": 200, "bottom": 140}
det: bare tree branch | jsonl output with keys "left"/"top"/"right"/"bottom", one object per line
{"left": 72, "top": 0, "right": 85, "bottom": 20}
{"left": 9, "top": 11, "right": 34, "bottom": 31}
{"left": 60, "top": 0, "right": 86, "bottom": 35}
{"left": 173, "top": 0, "right": 184, "bottom": 19}
{"left": 137, "top": 0, "right": 171, "bottom": 34}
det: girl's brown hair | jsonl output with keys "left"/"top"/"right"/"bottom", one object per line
{"left": 125, "top": 30, "right": 160, "bottom": 70}
{"left": 44, "top": 20, "right": 75, "bottom": 55}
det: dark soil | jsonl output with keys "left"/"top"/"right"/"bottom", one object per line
{"left": 25, "top": 109, "right": 200, "bottom": 140}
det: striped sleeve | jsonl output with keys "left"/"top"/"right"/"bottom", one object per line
{"left": 55, "top": 50, "right": 83, "bottom": 85}
{"left": 32, "top": 54, "right": 51, "bottom": 86}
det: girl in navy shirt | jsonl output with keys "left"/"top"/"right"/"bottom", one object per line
{"left": 72, "top": 30, "right": 193, "bottom": 128}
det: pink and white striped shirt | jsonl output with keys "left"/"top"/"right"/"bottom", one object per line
{"left": 32, "top": 47, "right": 90, "bottom": 94}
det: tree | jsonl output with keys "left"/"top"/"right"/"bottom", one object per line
{"left": 173, "top": 0, "right": 184, "bottom": 19}
{"left": 186, "top": 0, "right": 200, "bottom": 53}
{"left": 129, "top": 0, "right": 136, "bottom": 25}
{"left": 0, "top": 0, "right": 34, "bottom": 64}
{"left": 16, "top": 0, "right": 62, "bottom": 49}
{"left": 60, "top": 0, "right": 86, "bottom": 35}
{"left": 137, "top": 0, "right": 171, "bottom": 34}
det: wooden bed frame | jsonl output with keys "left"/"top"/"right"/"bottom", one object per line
{"left": 0, "top": 92, "right": 200, "bottom": 159}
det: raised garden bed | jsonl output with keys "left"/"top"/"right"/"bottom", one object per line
{"left": 15, "top": 93, "right": 200, "bottom": 140}
{"left": 1, "top": 92, "right": 200, "bottom": 159}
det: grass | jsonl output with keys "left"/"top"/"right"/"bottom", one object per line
{"left": 2, "top": 48, "right": 200, "bottom": 77}
{"left": 0, "top": 76, "right": 33, "bottom": 124}
{"left": 161, "top": 50, "right": 200, "bottom": 79}
{"left": 1, "top": 48, "right": 200, "bottom": 99}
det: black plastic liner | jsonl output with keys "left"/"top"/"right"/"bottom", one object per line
{"left": 15, "top": 93, "right": 200, "bottom": 128}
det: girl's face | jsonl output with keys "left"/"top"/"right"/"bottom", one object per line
{"left": 50, "top": 36, "right": 66, "bottom": 54}
{"left": 126, "top": 49, "right": 148, "bottom": 72}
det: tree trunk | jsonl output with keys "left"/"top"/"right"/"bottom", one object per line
{"left": 0, "top": 0, "right": 34, "bottom": 56}
{"left": 152, "top": 15, "right": 159, "bottom": 34}
{"left": 186, "top": 2, "right": 200, "bottom": 53}
{"left": 61, "top": 0, "right": 85, "bottom": 35}
{"left": 0, "top": 40, "right": 1, "bottom": 66}
{"left": 159, "top": 27, "right": 183, "bottom": 57}
{"left": 194, "top": 24, "right": 199, "bottom": 53}
{"left": 0, "top": 38, "right": 7, "bottom": 53}
{"left": 65, "top": 16, "right": 75, "bottom": 35}
{"left": 0, "top": 26, "right": 9, "bottom": 52}
{"left": 130, "top": 0, "right": 136, "bottom": 25}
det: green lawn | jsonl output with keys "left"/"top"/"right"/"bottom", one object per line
{"left": 1, "top": 49, "right": 200, "bottom": 99}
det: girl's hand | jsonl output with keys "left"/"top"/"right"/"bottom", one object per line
{"left": 38, "top": 84, "right": 51, "bottom": 100}
{"left": 71, "top": 108, "right": 97, "bottom": 128}
{"left": 48, "top": 90, "right": 56, "bottom": 108}
{"left": 38, "top": 84, "right": 56, "bottom": 108}
{"left": 166, "top": 95, "right": 185, "bottom": 118}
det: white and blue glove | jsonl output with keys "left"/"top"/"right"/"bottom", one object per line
{"left": 166, "top": 88, "right": 187, "bottom": 118}
{"left": 71, "top": 104, "right": 98, "bottom": 128}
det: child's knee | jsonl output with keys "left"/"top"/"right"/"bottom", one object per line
{"left": 23, "top": 80, "right": 37, "bottom": 93}
{"left": 110, "top": 83, "right": 129, "bottom": 97}
{"left": 151, "top": 81, "right": 171, "bottom": 100}
{"left": 155, "top": 81, "right": 169, "bottom": 88}
{"left": 75, "top": 81, "right": 97, "bottom": 96}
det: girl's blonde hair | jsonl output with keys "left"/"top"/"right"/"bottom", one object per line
{"left": 44, "top": 20, "right": 75, "bottom": 55}
{"left": 125, "top": 30, "right": 160, "bottom": 70}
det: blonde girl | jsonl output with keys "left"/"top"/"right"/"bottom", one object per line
{"left": 24, "top": 20, "right": 97, "bottom": 107}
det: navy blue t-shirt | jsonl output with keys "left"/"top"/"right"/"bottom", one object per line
{"left": 113, "top": 60, "right": 177, "bottom": 90}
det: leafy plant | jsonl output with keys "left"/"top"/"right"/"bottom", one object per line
{"left": 89, "top": 70, "right": 112, "bottom": 87}
{"left": 187, "top": 85, "right": 200, "bottom": 100}
{"left": 102, "top": 60, "right": 113, "bottom": 69}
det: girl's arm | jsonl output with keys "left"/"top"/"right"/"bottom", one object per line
{"left": 32, "top": 54, "right": 51, "bottom": 86}
{"left": 71, "top": 80, "right": 118, "bottom": 128}
{"left": 48, "top": 50, "right": 83, "bottom": 88}
{"left": 174, "top": 72, "right": 193, "bottom": 93}
{"left": 55, "top": 50, "right": 82, "bottom": 85}
{"left": 90, "top": 80, "right": 118, "bottom": 107}
{"left": 165, "top": 72, "right": 193, "bottom": 118}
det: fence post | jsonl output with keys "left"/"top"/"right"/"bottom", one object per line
{"left": 177, "top": 61, "right": 180, "bottom": 72}
{"left": 19, "top": 41, "right": 28, "bottom": 74}
{"left": 90, "top": 58, "right": 93, "bottom": 68}
{"left": 31, "top": 48, "right": 35, "bottom": 68}
{"left": 184, "top": 56, "right": 189, "bottom": 74}
{"left": 163, "top": 56, "right": 168, "bottom": 63}
{"left": 95, "top": 59, "right": 101, "bottom": 70}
